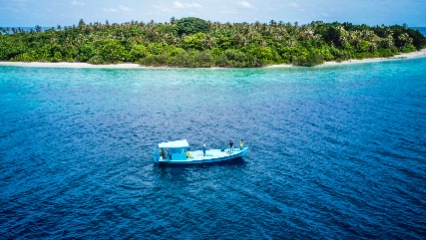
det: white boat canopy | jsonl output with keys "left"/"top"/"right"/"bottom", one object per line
{"left": 158, "top": 139, "right": 189, "bottom": 149}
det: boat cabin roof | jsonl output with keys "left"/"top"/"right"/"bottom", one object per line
{"left": 158, "top": 139, "right": 189, "bottom": 149}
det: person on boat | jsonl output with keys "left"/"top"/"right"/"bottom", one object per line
{"left": 203, "top": 144, "right": 206, "bottom": 156}
{"left": 160, "top": 149, "right": 165, "bottom": 159}
{"left": 229, "top": 140, "right": 234, "bottom": 151}
{"left": 240, "top": 139, "right": 244, "bottom": 150}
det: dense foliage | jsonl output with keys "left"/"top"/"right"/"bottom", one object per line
{"left": 0, "top": 18, "right": 425, "bottom": 67}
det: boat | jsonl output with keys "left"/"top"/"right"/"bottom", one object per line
{"left": 152, "top": 139, "right": 248, "bottom": 164}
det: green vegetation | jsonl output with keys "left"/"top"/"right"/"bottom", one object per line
{"left": 0, "top": 18, "right": 425, "bottom": 67}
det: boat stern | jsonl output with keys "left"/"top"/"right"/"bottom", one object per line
{"left": 152, "top": 149, "right": 160, "bottom": 163}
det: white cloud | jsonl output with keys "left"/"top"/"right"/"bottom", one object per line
{"left": 288, "top": 2, "right": 298, "bottom": 8}
{"left": 173, "top": 1, "right": 185, "bottom": 8}
{"left": 153, "top": 4, "right": 174, "bottom": 12}
{"left": 72, "top": 0, "right": 85, "bottom": 6}
{"left": 11, "top": 0, "right": 26, "bottom": 7}
{"left": 102, "top": 7, "right": 118, "bottom": 13}
{"left": 153, "top": 1, "right": 201, "bottom": 12}
{"left": 237, "top": 0, "right": 253, "bottom": 9}
{"left": 173, "top": 1, "right": 202, "bottom": 9}
{"left": 220, "top": 7, "right": 238, "bottom": 15}
{"left": 101, "top": 5, "right": 131, "bottom": 13}
{"left": 118, "top": 5, "right": 131, "bottom": 12}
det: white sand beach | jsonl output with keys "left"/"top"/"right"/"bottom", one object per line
{"left": 321, "top": 48, "right": 426, "bottom": 66}
{"left": 267, "top": 48, "right": 426, "bottom": 68}
{"left": 1, "top": 49, "right": 425, "bottom": 69}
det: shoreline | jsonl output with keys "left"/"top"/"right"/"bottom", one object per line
{"left": 321, "top": 48, "right": 426, "bottom": 67}
{"left": 0, "top": 49, "right": 425, "bottom": 69}
{"left": 268, "top": 48, "right": 426, "bottom": 68}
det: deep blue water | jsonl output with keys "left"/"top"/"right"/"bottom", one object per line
{"left": 413, "top": 27, "right": 426, "bottom": 36}
{"left": 1, "top": 59, "right": 425, "bottom": 239}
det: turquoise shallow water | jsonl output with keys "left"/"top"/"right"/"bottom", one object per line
{"left": 1, "top": 58, "right": 425, "bottom": 239}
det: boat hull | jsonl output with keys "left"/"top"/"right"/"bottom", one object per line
{"left": 155, "top": 147, "right": 248, "bottom": 164}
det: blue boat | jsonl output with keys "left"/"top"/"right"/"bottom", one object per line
{"left": 153, "top": 139, "right": 248, "bottom": 164}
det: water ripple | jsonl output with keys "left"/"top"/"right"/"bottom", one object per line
{"left": 1, "top": 59, "right": 426, "bottom": 238}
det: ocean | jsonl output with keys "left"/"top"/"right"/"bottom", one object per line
{"left": 414, "top": 27, "right": 426, "bottom": 36}
{"left": 1, "top": 59, "right": 425, "bottom": 239}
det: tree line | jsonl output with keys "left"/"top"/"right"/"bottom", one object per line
{"left": 0, "top": 17, "right": 425, "bottom": 67}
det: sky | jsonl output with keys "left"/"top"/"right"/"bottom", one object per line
{"left": 1, "top": 0, "right": 425, "bottom": 27}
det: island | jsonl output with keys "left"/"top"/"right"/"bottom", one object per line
{"left": 1, "top": 17, "right": 425, "bottom": 67}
